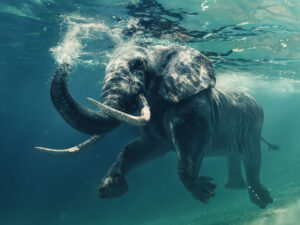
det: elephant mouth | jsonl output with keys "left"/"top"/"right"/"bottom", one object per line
{"left": 87, "top": 94, "right": 151, "bottom": 127}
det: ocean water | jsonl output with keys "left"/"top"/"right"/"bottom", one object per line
{"left": 1, "top": 0, "right": 300, "bottom": 224}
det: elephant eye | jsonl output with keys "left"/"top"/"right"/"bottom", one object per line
{"left": 128, "top": 59, "right": 145, "bottom": 72}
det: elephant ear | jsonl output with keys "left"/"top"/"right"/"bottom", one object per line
{"left": 158, "top": 47, "right": 216, "bottom": 103}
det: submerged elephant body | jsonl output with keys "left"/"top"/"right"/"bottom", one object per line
{"left": 105, "top": 86, "right": 271, "bottom": 208}
{"left": 37, "top": 45, "right": 273, "bottom": 208}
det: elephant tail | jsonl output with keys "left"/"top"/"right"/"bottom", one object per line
{"left": 261, "top": 137, "right": 279, "bottom": 151}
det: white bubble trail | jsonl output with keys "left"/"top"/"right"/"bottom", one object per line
{"left": 217, "top": 72, "right": 300, "bottom": 96}
{"left": 50, "top": 14, "right": 122, "bottom": 66}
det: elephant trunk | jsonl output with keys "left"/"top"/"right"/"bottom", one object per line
{"left": 50, "top": 63, "right": 120, "bottom": 135}
{"left": 35, "top": 61, "right": 150, "bottom": 156}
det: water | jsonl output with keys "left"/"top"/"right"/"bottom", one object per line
{"left": 1, "top": 0, "right": 300, "bottom": 224}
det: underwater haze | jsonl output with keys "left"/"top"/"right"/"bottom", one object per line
{"left": 1, "top": 0, "right": 300, "bottom": 224}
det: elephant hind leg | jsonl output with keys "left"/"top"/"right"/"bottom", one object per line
{"left": 225, "top": 154, "right": 246, "bottom": 189}
{"left": 243, "top": 142, "right": 273, "bottom": 208}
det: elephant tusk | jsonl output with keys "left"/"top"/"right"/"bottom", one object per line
{"left": 87, "top": 94, "right": 151, "bottom": 127}
{"left": 35, "top": 135, "right": 103, "bottom": 157}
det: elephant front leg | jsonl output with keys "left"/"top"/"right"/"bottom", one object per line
{"left": 169, "top": 119, "right": 216, "bottom": 204}
{"left": 98, "top": 138, "right": 168, "bottom": 199}
{"left": 177, "top": 154, "right": 216, "bottom": 203}
{"left": 243, "top": 148, "right": 273, "bottom": 208}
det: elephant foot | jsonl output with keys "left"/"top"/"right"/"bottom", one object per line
{"left": 248, "top": 184, "right": 273, "bottom": 209}
{"left": 225, "top": 178, "right": 247, "bottom": 189}
{"left": 192, "top": 176, "right": 217, "bottom": 203}
{"left": 98, "top": 175, "right": 128, "bottom": 199}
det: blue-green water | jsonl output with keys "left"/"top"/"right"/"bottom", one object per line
{"left": 1, "top": 0, "right": 300, "bottom": 224}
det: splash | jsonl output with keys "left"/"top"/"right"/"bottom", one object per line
{"left": 201, "top": 0, "right": 217, "bottom": 11}
{"left": 50, "top": 14, "right": 122, "bottom": 66}
{"left": 49, "top": 14, "right": 178, "bottom": 67}
{"left": 217, "top": 72, "right": 300, "bottom": 95}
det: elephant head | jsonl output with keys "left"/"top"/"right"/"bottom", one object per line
{"left": 36, "top": 45, "right": 215, "bottom": 156}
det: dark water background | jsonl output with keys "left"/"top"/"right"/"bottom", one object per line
{"left": 1, "top": 0, "right": 300, "bottom": 224}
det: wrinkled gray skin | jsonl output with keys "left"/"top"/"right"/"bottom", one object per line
{"left": 50, "top": 45, "right": 273, "bottom": 209}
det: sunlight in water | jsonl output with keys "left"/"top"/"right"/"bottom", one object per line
{"left": 217, "top": 72, "right": 300, "bottom": 95}
{"left": 0, "top": 3, "right": 39, "bottom": 20}
{"left": 247, "top": 198, "right": 300, "bottom": 225}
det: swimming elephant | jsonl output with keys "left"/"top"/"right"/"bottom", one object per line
{"left": 36, "top": 45, "right": 277, "bottom": 209}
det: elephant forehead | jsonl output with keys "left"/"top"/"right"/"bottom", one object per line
{"left": 106, "top": 46, "right": 148, "bottom": 71}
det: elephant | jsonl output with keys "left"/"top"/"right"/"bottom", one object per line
{"left": 36, "top": 44, "right": 278, "bottom": 209}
